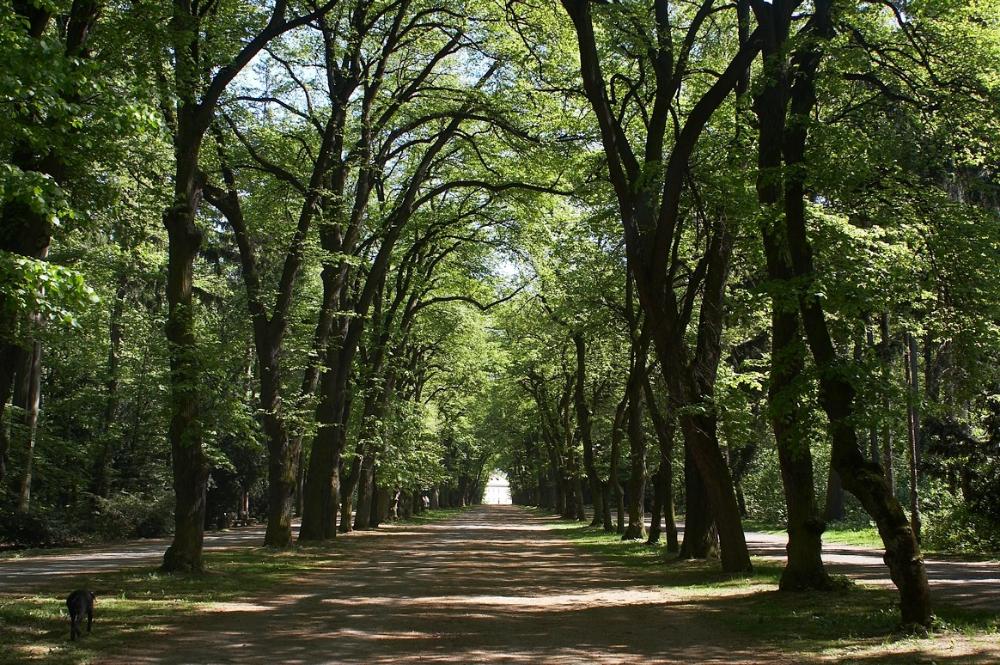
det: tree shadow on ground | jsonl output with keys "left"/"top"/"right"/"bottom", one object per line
{"left": 2, "top": 506, "right": 997, "bottom": 664}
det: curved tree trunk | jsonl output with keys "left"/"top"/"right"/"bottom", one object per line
{"left": 777, "top": 0, "right": 931, "bottom": 625}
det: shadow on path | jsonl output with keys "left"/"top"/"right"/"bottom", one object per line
{"left": 104, "top": 506, "right": 793, "bottom": 664}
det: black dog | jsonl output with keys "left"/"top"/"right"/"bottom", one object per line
{"left": 66, "top": 590, "right": 96, "bottom": 641}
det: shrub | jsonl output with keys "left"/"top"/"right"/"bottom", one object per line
{"left": 90, "top": 491, "right": 175, "bottom": 540}
{"left": 922, "top": 488, "right": 1000, "bottom": 554}
{"left": 0, "top": 506, "right": 81, "bottom": 548}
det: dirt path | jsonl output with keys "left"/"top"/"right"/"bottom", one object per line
{"left": 100, "top": 506, "right": 794, "bottom": 665}
{"left": 2, "top": 507, "right": 998, "bottom": 663}
{"left": 4, "top": 511, "right": 996, "bottom": 613}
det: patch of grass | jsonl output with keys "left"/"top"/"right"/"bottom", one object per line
{"left": 743, "top": 518, "right": 883, "bottom": 549}
{"left": 0, "top": 546, "right": 345, "bottom": 665}
{"left": 0, "top": 509, "right": 460, "bottom": 665}
{"left": 558, "top": 520, "right": 785, "bottom": 589}
{"left": 395, "top": 506, "right": 468, "bottom": 525}
{"left": 555, "top": 513, "right": 999, "bottom": 661}
{"left": 822, "top": 525, "right": 883, "bottom": 549}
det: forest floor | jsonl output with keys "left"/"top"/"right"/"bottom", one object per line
{"left": 0, "top": 505, "right": 998, "bottom": 664}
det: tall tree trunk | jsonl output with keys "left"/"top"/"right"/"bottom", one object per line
{"left": 299, "top": 360, "right": 348, "bottom": 540}
{"left": 647, "top": 466, "right": 665, "bottom": 544}
{"left": 573, "top": 334, "right": 604, "bottom": 526}
{"left": 92, "top": 275, "right": 128, "bottom": 499}
{"left": 259, "top": 346, "right": 299, "bottom": 547}
{"left": 161, "top": 140, "right": 209, "bottom": 572}
{"left": 644, "top": 374, "right": 678, "bottom": 552}
{"left": 14, "top": 340, "right": 41, "bottom": 513}
{"left": 879, "top": 313, "right": 896, "bottom": 492}
{"left": 339, "top": 448, "right": 363, "bottom": 533}
{"left": 679, "top": 445, "right": 719, "bottom": 559}
{"left": 752, "top": 4, "right": 829, "bottom": 589}
{"left": 609, "top": 397, "right": 627, "bottom": 533}
{"left": 562, "top": 0, "right": 754, "bottom": 575}
{"left": 780, "top": 0, "right": 931, "bottom": 624}
{"left": 904, "top": 332, "right": 922, "bottom": 541}
{"left": 623, "top": 362, "right": 647, "bottom": 540}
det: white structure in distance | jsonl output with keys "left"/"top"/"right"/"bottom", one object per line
{"left": 484, "top": 471, "right": 512, "bottom": 505}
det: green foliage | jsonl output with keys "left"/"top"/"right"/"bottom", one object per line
{"left": 0, "top": 506, "right": 79, "bottom": 549}
{"left": 0, "top": 252, "right": 97, "bottom": 341}
{"left": 91, "top": 491, "right": 175, "bottom": 540}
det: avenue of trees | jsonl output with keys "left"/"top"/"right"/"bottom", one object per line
{"left": 2, "top": 0, "right": 997, "bottom": 630}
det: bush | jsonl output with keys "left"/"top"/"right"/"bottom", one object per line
{"left": 922, "top": 489, "right": 1000, "bottom": 554}
{"left": 90, "top": 491, "right": 175, "bottom": 540}
{"left": 0, "top": 506, "right": 81, "bottom": 549}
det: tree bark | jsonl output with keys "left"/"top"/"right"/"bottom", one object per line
{"left": 623, "top": 351, "right": 647, "bottom": 540}
{"left": 679, "top": 442, "right": 719, "bottom": 559}
{"left": 779, "top": 0, "right": 931, "bottom": 625}
{"left": 573, "top": 334, "right": 604, "bottom": 527}
{"left": 879, "top": 313, "right": 896, "bottom": 492}
{"left": 609, "top": 396, "right": 627, "bottom": 533}
{"left": 645, "top": 375, "right": 679, "bottom": 552}
{"left": 13, "top": 340, "right": 41, "bottom": 512}
{"left": 647, "top": 466, "right": 665, "bottom": 545}
{"left": 160, "top": 140, "right": 209, "bottom": 571}
{"left": 904, "top": 332, "right": 922, "bottom": 541}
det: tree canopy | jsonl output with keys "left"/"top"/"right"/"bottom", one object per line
{"left": 2, "top": 0, "right": 998, "bottom": 630}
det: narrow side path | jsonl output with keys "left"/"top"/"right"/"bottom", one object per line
{"left": 745, "top": 530, "right": 1000, "bottom": 611}
{"left": 0, "top": 527, "right": 271, "bottom": 591}
{"left": 101, "top": 506, "right": 792, "bottom": 665}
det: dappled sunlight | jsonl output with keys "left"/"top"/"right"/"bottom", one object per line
{"left": 102, "top": 506, "right": 798, "bottom": 664}
{"left": 4, "top": 506, "right": 997, "bottom": 664}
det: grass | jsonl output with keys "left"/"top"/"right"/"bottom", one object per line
{"left": 0, "top": 547, "right": 338, "bottom": 664}
{"left": 743, "top": 517, "right": 884, "bottom": 549}
{"left": 540, "top": 511, "right": 1000, "bottom": 663}
{"left": 0, "top": 508, "right": 468, "bottom": 665}
{"left": 397, "top": 506, "right": 468, "bottom": 525}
